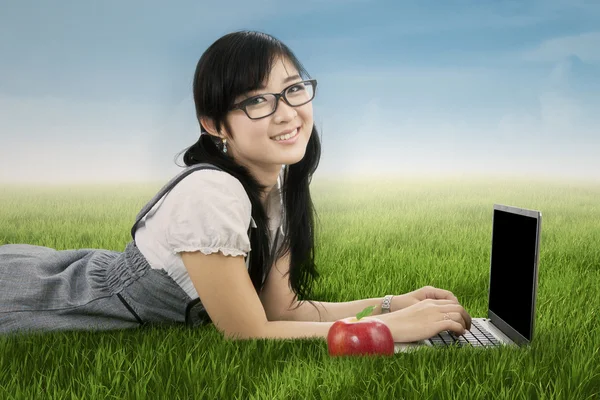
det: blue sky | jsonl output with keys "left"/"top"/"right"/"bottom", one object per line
{"left": 1, "top": 0, "right": 599, "bottom": 183}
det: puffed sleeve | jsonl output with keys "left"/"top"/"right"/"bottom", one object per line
{"left": 163, "top": 170, "right": 252, "bottom": 257}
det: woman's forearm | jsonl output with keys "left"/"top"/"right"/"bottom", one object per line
{"left": 284, "top": 297, "right": 386, "bottom": 322}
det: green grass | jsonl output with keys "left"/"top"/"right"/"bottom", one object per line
{"left": 1, "top": 176, "right": 599, "bottom": 399}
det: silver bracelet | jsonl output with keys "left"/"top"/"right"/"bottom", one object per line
{"left": 381, "top": 295, "right": 394, "bottom": 314}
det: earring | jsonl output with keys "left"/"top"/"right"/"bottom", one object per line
{"left": 222, "top": 138, "right": 227, "bottom": 154}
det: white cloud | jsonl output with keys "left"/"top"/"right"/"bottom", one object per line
{"left": 0, "top": 94, "right": 163, "bottom": 183}
{"left": 523, "top": 32, "right": 600, "bottom": 63}
{"left": 314, "top": 81, "right": 600, "bottom": 181}
{"left": 538, "top": 92, "right": 586, "bottom": 131}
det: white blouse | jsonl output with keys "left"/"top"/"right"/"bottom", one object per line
{"left": 134, "top": 167, "right": 285, "bottom": 300}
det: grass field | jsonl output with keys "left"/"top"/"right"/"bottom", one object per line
{"left": 1, "top": 175, "right": 599, "bottom": 399}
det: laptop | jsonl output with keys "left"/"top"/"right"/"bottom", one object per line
{"left": 395, "top": 204, "right": 542, "bottom": 353}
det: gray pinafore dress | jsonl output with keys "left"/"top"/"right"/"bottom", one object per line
{"left": 0, "top": 163, "right": 276, "bottom": 335}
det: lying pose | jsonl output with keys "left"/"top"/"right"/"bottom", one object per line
{"left": 0, "top": 30, "right": 471, "bottom": 342}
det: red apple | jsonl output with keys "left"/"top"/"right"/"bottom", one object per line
{"left": 327, "top": 306, "right": 394, "bottom": 356}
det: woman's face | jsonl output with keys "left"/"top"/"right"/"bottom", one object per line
{"left": 224, "top": 56, "right": 314, "bottom": 170}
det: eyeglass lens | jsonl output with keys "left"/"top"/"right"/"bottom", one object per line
{"left": 245, "top": 81, "right": 315, "bottom": 119}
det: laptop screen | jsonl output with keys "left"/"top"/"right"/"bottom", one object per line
{"left": 488, "top": 208, "right": 539, "bottom": 341}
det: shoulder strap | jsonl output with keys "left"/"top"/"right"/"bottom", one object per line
{"left": 130, "top": 163, "right": 225, "bottom": 241}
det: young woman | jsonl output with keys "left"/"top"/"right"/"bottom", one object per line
{"left": 0, "top": 30, "right": 471, "bottom": 342}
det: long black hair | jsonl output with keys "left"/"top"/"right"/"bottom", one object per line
{"left": 175, "top": 30, "right": 323, "bottom": 321}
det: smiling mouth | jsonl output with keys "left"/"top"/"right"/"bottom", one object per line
{"left": 272, "top": 127, "right": 299, "bottom": 141}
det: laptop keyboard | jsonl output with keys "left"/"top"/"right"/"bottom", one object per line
{"left": 427, "top": 320, "right": 501, "bottom": 347}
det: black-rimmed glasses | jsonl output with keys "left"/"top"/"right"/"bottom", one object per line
{"left": 231, "top": 79, "right": 317, "bottom": 119}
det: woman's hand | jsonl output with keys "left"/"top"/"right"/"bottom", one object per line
{"left": 391, "top": 285, "right": 471, "bottom": 330}
{"left": 376, "top": 298, "right": 471, "bottom": 343}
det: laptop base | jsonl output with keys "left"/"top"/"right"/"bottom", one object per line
{"left": 393, "top": 318, "right": 518, "bottom": 353}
